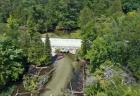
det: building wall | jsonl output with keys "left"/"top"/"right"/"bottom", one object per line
{"left": 41, "top": 38, "right": 82, "bottom": 56}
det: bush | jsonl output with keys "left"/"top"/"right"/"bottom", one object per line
{"left": 0, "top": 36, "right": 26, "bottom": 87}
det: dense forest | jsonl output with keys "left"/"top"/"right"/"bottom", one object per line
{"left": 0, "top": 0, "right": 140, "bottom": 96}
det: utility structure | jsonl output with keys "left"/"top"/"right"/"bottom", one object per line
{"left": 41, "top": 37, "right": 82, "bottom": 56}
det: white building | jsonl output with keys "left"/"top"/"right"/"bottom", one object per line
{"left": 41, "top": 38, "right": 82, "bottom": 56}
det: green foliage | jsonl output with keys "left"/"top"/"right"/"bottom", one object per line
{"left": 7, "top": 15, "right": 19, "bottom": 30}
{"left": 81, "top": 11, "right": 140, "bottom": 73}
{"left": 43, "top": 34, "right": 52, "bottom": 65}
{"left": 0, "top": 0, "right": 12, "bottom": 22}
{"left": 85, "top": 83, "right": 104, "bottom": 96}
{"left": 0, "top": 36, "right": 25, "bottom": 87}
{"left": 85, "top": 61, "right": 140, "bottom": 96}
{"left": 79, "top": 6, "right": 95, "bottom": 56}
{"left": 23, "top": 75, "right": 38, "bottom": 92}
{"left": 44, "top": 0, "right": 59, "bottom": 31}
{"left": 86, "top": 0, "right": 122, "bottom": 16}
{"left": 27, "top": 33, "right": 52, "bottom": 66}
{"left": 128, "top": 56, "right": 140, "bottom": 79}
{"left": 79, "top": 0, "right": 140, "bottom": 95}
{"left": 57, "top": 0, "right": 83, "bottom": 31}
{"left": 0, "top": 85, "right": 15, "bottom": 96}
{"left": 122, "top": 0, "right": 140, "bottom": 13}
{"left": 0, "top": 0, "right": 140, "bottom": 95}
{"left": 86, "top": 37, "right": 108, "bottom": 71}
{"left": 1, "top": 0, "right": 140, "bottom": 31}
{"left": 0, "top": 0, "right": 84, "bottom": 32}
{"left": 27, "top": 32, "right": 43, "bottom": 65}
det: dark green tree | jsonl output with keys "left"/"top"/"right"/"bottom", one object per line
{"left": 27, "top": 32, "right": 52, "bottom": 66}
{"left": 122, "top": 0, "right": 140, "bottom": 13}
{"left": 79, "top": 6, "right": 96, "bottom": 56}
{"left": 0, "top": 36, "right": 25, "bottom": 87}
{"left": 57, "top": 0, "right": 83, "bottom": 31}
{"left": 43, "top": 34, "right": 52, "bottom": 65}
{"left": 27, "top": 32, "right": 43, "bottom": 65}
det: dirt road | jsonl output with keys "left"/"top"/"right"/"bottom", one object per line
{"left": 42, "top": 55, "right": 74, "bottom": 96}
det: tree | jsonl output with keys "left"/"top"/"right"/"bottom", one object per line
{"left": 0, "top": 0, "right": 12, "bottom": 23}
{"left": 43, "top": 34, "right": 52, "bottom": 65}
{"left": 57, "top": 0, "right": 83, "bottom": 31}
{"left": 27, "top": 32, "right": 52, "bottom": 66}
{"left": 108, "top": 0, "right": 123, "bottom": 16}
{"left": 122, "top": 0, "right": 140, "bottom": 13}
{"left": 44, "top": 0, "right": 60, "bottom": 31}
{"left": 86, "top": 0, "right": 111, "bottom": 16}
{"left": 121, "top": 12, "right": 140, "bottom": 79}
{"left": 79, "top": 6, "right": 95, "bottom": 56}
{"left": 86, "top": 37, "right": 108, "bottom": 71}
{"left": 0, "top": 36, "right": 26, "bottom": 87}
{"left": 27, "top": 32, "right": 44, "bottom": 65}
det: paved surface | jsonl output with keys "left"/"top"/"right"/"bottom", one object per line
{"left": 42, "top": 55, "right": 73, "bottom": 96}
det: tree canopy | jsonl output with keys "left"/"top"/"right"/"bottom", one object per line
{"left": 0, "top": 0, "right": 140, "bottom": 95}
